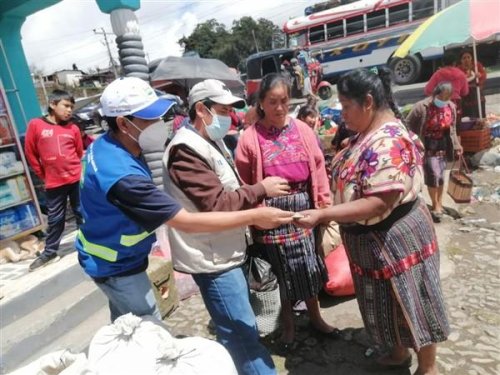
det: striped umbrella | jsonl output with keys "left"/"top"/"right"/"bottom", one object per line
{"left": 394, "top": 0, "right": 500, "bottom": 118}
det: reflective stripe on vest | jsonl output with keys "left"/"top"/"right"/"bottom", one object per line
{"left": 120, "top": 231, "right": 154, "bottom": 247}
{"left": 78, "top": 231, "right": 118, "bottom": 262}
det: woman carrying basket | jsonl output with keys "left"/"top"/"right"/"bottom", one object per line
{"left": 406, "top": 82, "right": 463, "bottom": 223}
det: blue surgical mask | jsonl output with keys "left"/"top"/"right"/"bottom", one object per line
{"left": 203, "top": 107, "right": 232, "bottom": 141}
{"left": 433, "top": 98, "right": 449, "bottom": 108}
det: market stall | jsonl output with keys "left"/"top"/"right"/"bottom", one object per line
{"left": 0, "top": 78, "right": 44, "bottom": 242}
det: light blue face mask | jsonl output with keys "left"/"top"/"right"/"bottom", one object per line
{"left": 203, "top": 107, "right": 232, "bottom": 141}
{"left": 433, "top": 98, "right": 449, "bottom": 108}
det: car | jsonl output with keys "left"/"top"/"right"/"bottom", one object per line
{"left": 73, "top": 97, "right": 106, "bottom": 131}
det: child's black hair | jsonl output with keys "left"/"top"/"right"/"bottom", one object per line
{"left": 297, "top": 104, "right": 318, "bottom": 122}
{"left": 47, "top": 89, "right": 75, "bottom": 114}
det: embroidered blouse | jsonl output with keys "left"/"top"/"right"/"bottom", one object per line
{"left": 255, "top": 120, "right": 310, "bottom": 182}
{"left": 331, "top": 121, "right": 425, "bottom": 225}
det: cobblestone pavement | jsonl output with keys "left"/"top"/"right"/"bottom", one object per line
{"left": 1, "top": 152, "right": 498, "bottom": 374}
{"left": 162, "top": 169, "right": 500, "bottom": 375}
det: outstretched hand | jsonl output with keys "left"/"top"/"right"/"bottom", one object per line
{"left": 252, "top": 207, "right": 294, "bottom": 229}
{"left": 293, "top": 209, "right": 323, "bottom": 229}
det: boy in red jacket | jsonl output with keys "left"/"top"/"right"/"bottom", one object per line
{"left": 25, "top": 90, "right": 83, "bottom": 271}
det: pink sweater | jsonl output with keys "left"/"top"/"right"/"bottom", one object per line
{"left": 235, "top": 118, "right": 331, "bottom": 208}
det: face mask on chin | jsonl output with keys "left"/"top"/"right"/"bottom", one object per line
{"left": 125, "top": 118, "right": 169, "bottom": 152}
{"left": 202, "top": 107, "right": 232, "bottom": 141}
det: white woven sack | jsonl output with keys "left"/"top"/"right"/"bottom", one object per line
{"left": 249, "top": 285, "right": 281, "bottom": 336}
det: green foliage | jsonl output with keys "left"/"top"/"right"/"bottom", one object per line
{"left": 178, "top": 16, "right": 280, "bottom": 69}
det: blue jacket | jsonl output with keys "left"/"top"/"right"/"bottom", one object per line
{"left": 76, "top": 133, "right": 155, "bottom": 277}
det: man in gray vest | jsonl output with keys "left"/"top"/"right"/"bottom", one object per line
{"left": 163, "top": 79, "right": 290, "bottom": 375}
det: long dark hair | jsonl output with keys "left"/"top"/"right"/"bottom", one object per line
{"left": 256, "top": 73, "right": 291, "bottom": 118}
{"left": 336, "top": 67, "right": 405, "bottom": 125}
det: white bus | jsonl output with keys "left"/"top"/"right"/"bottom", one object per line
{"left": 283, "top": 0, "right": 444, "bottom": 85}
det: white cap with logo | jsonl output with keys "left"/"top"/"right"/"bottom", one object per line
{"left": 188, "top": 79, "right": 245, "bottom": 109}
{"left": 100, "top": 77, "right": 175, "bottom": 120}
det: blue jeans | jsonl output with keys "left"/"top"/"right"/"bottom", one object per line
{"left": 95, "top": 271, "right": 161, "bottom": 322}
{"left": 193, "top": 267, "right": 276, "bottom": 375}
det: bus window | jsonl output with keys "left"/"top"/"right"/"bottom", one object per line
{"left": 346, "top": 15, "right": 364, "bottom": 36}
{"left": 389, "top": 4, "right": 410, "bottom": 26}
{"left": 288, "top": 31, "right": 307, "bottom": 48}
{"left": 326, "top": 20, "right": 344, "bottom": 40}
{"left": 366, "top": 9, "right": 386, "bottom": 31}
{"left": 413, "top": 0, "right": 435, "bottom": 21}
{"left": 310, "top": 25, "right": 326, "bottom": 44}
{"left": 262, "top": 56, "right": 278, "bottom": 76}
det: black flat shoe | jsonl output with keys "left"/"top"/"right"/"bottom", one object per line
{"left": 431, "top": 211, "right": 442, "bottom": 223}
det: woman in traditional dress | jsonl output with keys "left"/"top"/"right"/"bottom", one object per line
{"left": 296, "top": 68, "right": 449, "bottom": 375}
{"left": 458, "top": 49, "right": 487, "bottom": 119}
{"left": 407, "top": 82, "right": 462, "bottom": 223}
{"left": 235, "top": 73, "right": 337, "bottom": 351}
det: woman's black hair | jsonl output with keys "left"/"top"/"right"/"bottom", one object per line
{"left": 246, "top": 92, "right": 258, "bottom": 107}
{"left": 458, "top": 48, "right": 474, "bottom": 62}
{"left": 188, "top": 98, "right": 215, "bottom": 122}
{"left": 336, "top": 67, "right": 405, "bottom": 126}
{"left": 256, "top": 73, "right": 291, "bottom": 119}
{"left": 331, "top": 121, "right": 355, "bottom": 152}
{"left": 442, "top": 50, "right": 458, "bottom": 66}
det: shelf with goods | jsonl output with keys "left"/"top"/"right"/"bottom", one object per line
{"left": 0, "top": 79, "right": 44, "bottom": 243}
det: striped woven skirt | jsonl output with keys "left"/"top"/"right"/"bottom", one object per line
{"left": 256, "top": 189, "right": 327, "bottom": 301}
{"left": 341, "top": 199, "right": 450, "bottom": 351}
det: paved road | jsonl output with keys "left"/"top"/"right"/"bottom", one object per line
{"left": 394, "top": 71, "right": 500, "bottom": 106}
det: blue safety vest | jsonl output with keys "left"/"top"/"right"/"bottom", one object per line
{"left": 76, "top": 133, "right": 155, "bottom": 277}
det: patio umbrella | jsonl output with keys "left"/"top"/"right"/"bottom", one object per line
{"left": 150, "top": 56, "right": 244, "bottom": 92}
{"left": 394, "top": 0, "right": 500, "bottom": 118}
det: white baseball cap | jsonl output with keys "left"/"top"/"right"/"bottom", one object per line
{"left": 100, "top": 77, "right": 175, "bottom": 120}
{"left": 188, "top": 79, "right": 245, "bottom": 109}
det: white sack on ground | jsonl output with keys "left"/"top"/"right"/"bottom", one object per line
{"left": 8, "top": 350, "right": 91, "bottom": 375}
{"left": 88, "top": 313, "right": 236, "bottom": 375}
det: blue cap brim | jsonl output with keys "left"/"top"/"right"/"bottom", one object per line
{"left": 132, "top": 98, "right": 175, "bottom": 120}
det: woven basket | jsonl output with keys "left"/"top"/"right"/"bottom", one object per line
{"left": 447, "top": 156, "right": 473, "bottom": 203}
{"left": 459, "top": 128, "right": 491, "bottom": 153}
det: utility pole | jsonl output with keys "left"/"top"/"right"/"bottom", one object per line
{"left": 93, "top": 27, "right": 118, "bottom": 78}
{"left": 251, "top": 30, "right": 260, "bottom": 53}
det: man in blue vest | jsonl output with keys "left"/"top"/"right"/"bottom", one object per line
{"left": 76, "top": 77, "right": 294, "bottom": 322}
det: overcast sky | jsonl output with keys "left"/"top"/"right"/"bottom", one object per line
{"left": 21, "top": 0, "right": 309, "bottom": 74}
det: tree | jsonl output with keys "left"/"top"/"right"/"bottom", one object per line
{"left": 178, "top": 19, "right": 230, "bottom": 59}
{"left": 178, "top": 16, "right": 279, "bottom": 68}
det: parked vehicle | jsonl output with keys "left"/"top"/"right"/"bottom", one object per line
{"left": 283, "top": 0, "right": 443, "bottom": 85}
